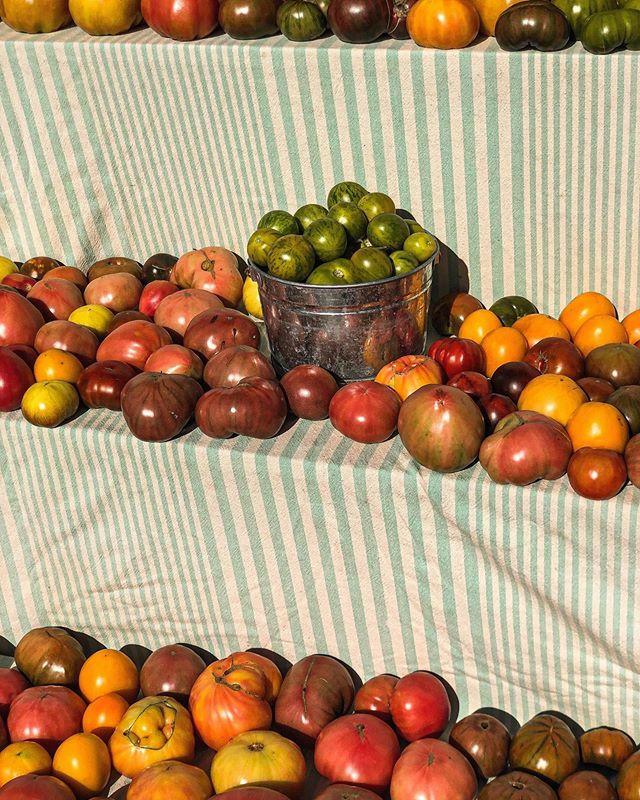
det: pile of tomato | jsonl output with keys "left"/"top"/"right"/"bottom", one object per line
{"left": 0, "top": 625, "right": 638, "bottom": 800}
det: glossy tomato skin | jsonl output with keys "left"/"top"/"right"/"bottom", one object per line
{"left": 203, "top": 345, "right": 275, "bottom": 389}
{"left": 578, "top": 377, "right": 616, "bottom": 402}
{"left": 138, "top": 280, "right": 180, "bottom": 318}
{"left": 196, "top": 378, "right": 287, "bottom": 439}
{"left": 315, "top": 713, "right": 400, "bottom": 793}
{"left": 121, "top": 373, "right": 203, "bottom": 442}
{"left": 127, "top": 760, "right": 212, "bottom": 800}
{"left": 274, "top": 655, "right": 355, "bottom": 747}
{"left": 140, "top": 645, "right": 206, "bottom": 705}
{"left": 82, "top": 693, "right": 129, "bottom": 742}
{"left": 478, "top": 770, "right": 557, "bottom": 799}
{"left": 389, "top": 672, "right": 450, "bottom": 741}
{"left": 524, "top": 337, "right": 585, "bottom": 380}
{"left": 143, "top": 253, "right": 178, "bottom": 283}
{"left": 626, "top": 435, "right": 640, "bottom": 489}
{"left": 142, "top": 0, "right": 219, "bottom": 40}
{"left": 580, "top": 727, "right": 635, "bottom": 770}
{"left": 495, "top": 0, "right": 570, "bottom": 50}
{"left": 354, "top": 674, "right": 399, "bottom": 722}
{"left": 46, "top": 267, "right": 87, "bottom": 290}
{"left": 189, "top": 652, "right": 282, "bottom": 752}
{"left": 617, "top": 751, "right": 640, "bottom": 800}
{"left": 154, "top": 289, "right": 223, "bottom": 342}
{"left": 183, "top": 308, "right": 260, "bottom": 361}
{"left": 447, "top": 370, "right": 491, "bottom": 400}
{"left": 0, "top": 774, "right": 75, "bottom": 800}
{"left": 280, "top": 365, "right": 338, "bottom": 420}
{"left": 567, "top": 448, "right": 627, "bottom": 500}
{"left": 328, "top": 0, "right": 392, "bottom": 43}
{"left": 2, "top": 273, "right": 37, "bottom": 296}
{"left": 408, "top": 0, "right": 480, "bottom": 47}
{"left": 585, "top": 343, "right": 640, "bottom": 388}
{"left": 108, "top": 310, "right": 150, "bottom": 333}
{"left": 219, "top": 0, "right": 280, "bottom": 39}
{"left": 28, "top": 278, "right": 84, "bottom": 321}
{"left": 558, "top": 771, "right": 616, "bottom": 800}
{"left": 84, "top": 273, "right": 142, "bottom": 314}
{"left": 375, "top": 355, "right": 444, "bottom": 400}
{"left": 34, "top": 320, "right": 99, "bottom": 367}
{"left": 21, "top": 381, "right": 79, "bottom": 428}
{"left": 20, "top": 258, "right": 62, "bottom": 280}
{"left": 8, "top": 687, "right": 86, "bottom": 754}
{"left": 0, "top": 289, "right": 45, "bottom": 348}
{"left": 478, "top": 393, "right": 518, "bottom": 433}
{"left": 509, "top": 714, "right": 580, "bottom": 784}
{"left": 390, "top": 738, "right": 477, "bottom": 800}
{"left": 0, "top": 669, "right": 30, "bottom": 719}
{"left": 88, "top": 257, "right": 142, "bottom": 283}
{"left": 429, "top": 337, "right": 486, "bottom": 379}
{"left": 0, "top": 346, "right": 34, "bottom": 411}
{"left": 6, "top": 344, "right": 38, "bottom": 370}
{"left": 52, "top": 732, "right": 111, "bottom": 798}
{"left": 449, "top": 713, "right": 511, "bottom": 779}
{"left": 14, "top": 627, "right": 85, "bottom": 687}
{"left": 329, "top": 382, "right": 401, "bottom": 444}
{"left": 431, "top": 293, "right": 485, "bottom": 337}
{"left": 491, "top": 361, "right": 541, "bottom": 403}
{"left": 97, "top": 320, "right": 172, "bottom": 371}
{"left": 77, "top": 361, "right": 137, "bottom": 411}
{"left": 171, "top": 247, "right": 242, "bottom": 307}
{"left": 144, "top": 344, "right": 204, "bottom": 380}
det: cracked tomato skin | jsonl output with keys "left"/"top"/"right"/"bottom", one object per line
{"left": 189, "top": 653, "right": 282, "bottom": 752}
{"left": 170, "top": 247, "right": 243, "bottom": 308}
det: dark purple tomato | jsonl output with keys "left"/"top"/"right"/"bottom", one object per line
{"left": 491, "top": 361, "right": 541, "bottom": 403}
{"left": 478, "top": 393, "right": 518, "bottom": 433}
{"left": 328, "top": 0, "right": 391, "bottom": 43}
{"left": 280, "top": 364, "right": 339, "bottom": 420}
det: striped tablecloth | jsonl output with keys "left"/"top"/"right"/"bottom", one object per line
{"left": 1, "top": 26, "right": 640, "bottom": 733}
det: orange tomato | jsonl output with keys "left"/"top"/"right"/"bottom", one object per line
{"left": 52, "top": 733, "right": 111, "bottom": 799}
{"left": 566, "top": 402, "right": 629, "bottom": 453}
{"left": 480, "top": 327, "right": 528, "bottom": 377}
{"left": 513, "top": 314, "right": 571, "bottom": 348}
{"left": 622, "top": 309, "right": 640, "bottom": 345}
{"left": 407, "top": 0, "right": 480, "bottom": 49}
{"left": 0, "top": 742, "right": 52, "bottom": 787}
{"left": 471, "top": 0, "right": 528, "bottom": 35}
{"left": 33, "top": 349, "right": 84, "bottom": 384}
{"left": 109, "top": 696, "right": 195, "bottom": 779}
{"left": 518, "top": 374, "right": 587, "bottom": 426}
{"left": 458, "top": 309, "right": 503, "bottom": 345}
{"left": 79, "top": 649, "right": 139, "bottom": 704}
{"left": 573, "top": 315, "right": 628, "bottom": 357}
{"left": 560, "top": 292, "right": 617, "bottom": 339}
{"left": 190, "top": 652, "right": 282, "bottom": 752}
{"left": 375, "top": 355, "right": 444, "bottom": 400}
{"left": 83, "top": 692, "right": 130, "bottom": 741}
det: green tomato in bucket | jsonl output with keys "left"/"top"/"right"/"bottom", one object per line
{"left": 358, "top": 192, "right": 396, "bottom": 221}
{"left": 267, "top": 234, "right": 317, "bottom": 282}
{"left": 404, "top": 231, "right": 437, "bottom": 262}
{"left": 406, "top": 219, "right": 425, "bottom": 235}
{"left": 258, "top": 209, "right": 300, "bottom": 235}
{"left": 351, "top": 247, "right": 394, "bottom": 282}
{"left": 303, "top": 218, "right": 348, "bottom": 263}
{"left": 307, "top": 258, "right": 360, "bottom": 285}
{"left": 367, "top": 213, "right": 411, "bottom": 251}
{"left": 391, "top": 250, "right": 420, "bottom": 276}
{"left": 295, "top": 203, "right": 328, "bottom": 231}
{"left": 247, "top": 228, "right": 283, "bottom": 268}
{"left": 278, "top": 0, "right": 327, "bottom": 40}
{"left": 327, "top": 201, "right": 368, "bottom": 242}
{"left": 327, "top": 181, "right": 368, "bottom": 208}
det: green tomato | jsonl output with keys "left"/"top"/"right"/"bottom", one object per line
{"left": 258, "top": 209, "right": 300, "bottom": 235}
{"left": 309, "top": 0, "right": 330, "bottom": 14}
{"left": 327, "top": 181, "right": 368, "bottom": 208}
{"left": 581, "top": 8, "right": 640, "bottom": 53}
{"left": 294, "top": 203, "right": 328, "bottom": 231}
{"left": 357, "top": 192, "right": 396, "bottom": 222}
{"left": 403, "top": 232, "right": 437, "bottom": 263}
{"left": 406, "top": 220, "right": 425, "bottom": 235}
{"left": 367, "top": 213, "right": 411, "bottom": 251}
{"left": 303, "top": 218, "right": 348, "bottom": 263}
{"left": 327, "top": 202, "right": 368, "bottom": 242}
{"left": 390, "top": 250, "right": 420, "bottom": 276}
{"left": 278, "top": 0, "right": 326, "bottom": 40}
{"left": 247, "top": 228, "right": 283, "bottom": 268}
{"left": 350, "top": 247, "right": 394, "bottom": 282}
{"left": 553, "top": 0, "right": 618, "bottom": 36}
{"left": 307, "top": 259, "right": 359, "bottom": 285}
{"left": 489, "top": 295, "right": 539, "bottom": 327}
{"left": 267, "top": 234, "right": 316, "bottom": 282}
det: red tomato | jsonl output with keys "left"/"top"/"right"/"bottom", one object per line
{"left": 390, "top": 672, "right": 451, "bottom": 741}
{"left": 390, "top": 739, "right": 478, "bottom": 800}
{"left": 354, "top": 674, "right": 399, "bottom": 722}
{"left": 567, "top": 448, "right": 627, "bottom": 500}
{"left": 170, "top": 247, "right": 243, "bottom": 307}
{"left": 314, "top": 713, "right": 401, "bottom": 794}
{"left": 142, "top": 0, "right": 220, "bottom": 40}
{"left": 329, "top": 382, "right": 402, "bottom": 444}
{"left": 429, "top": 338, "right": 486, "bottom": 379}
{"left": 7, "top": 687, "right": 86, "bottom": 755}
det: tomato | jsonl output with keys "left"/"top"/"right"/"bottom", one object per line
{"left": 52, "top": 733, "right": 111, "bottom": 799}
{"left": 21, "top": 381, "right": 79, "bottom": 428}
{"left": 79, "top": 650, "right": 139, "bottom": 704}
{"left": 480, "top": 327, "right": 528, "bottom": 377}
{"left": 618, "top": 751, "right": 640, "bottom": 800}
{"left": 580, "top": 727, "right": 635, "bottom": 770}
{"left": 513, "top": 313, "right": 571, "bottom": 348}
{"left": 375, "top": 355, "right": 444, "bottom": 400}
{"left": 109, "top": 696, "right": 195, "bottom": 779}
{"left": 68, "top": 305, "right": 114, "bottom": 338}
{"left": 449, "top": 713, "right": 511, "bottom": 779}
{"left": 33, "top": 350, "right": 84, "bottom": 385}
{"left": 566, "top": 402, "right": 629, "bottom": 453}
{"left": 407, "top": 0, "right": 480, "bottom": 48}
{"left": 573, "top": 315, "right": 628, "bottom": 357}
{"left": 560, "top": 292, "right": 617, "bottom": 339}
{"left": 458, "top": 309, "right": 503, "bottom": 345}
{"left": 242, "top": 276, "right": 263, "bottom": 320}
{"left": 389, "top": 672, "right": 451, "bottom": 741}
{"left": 518, "top": 374, "right": 587, "bottom": 426}
{"left": 390, "top": 739, "right": 477, "bottom": 800}
{"left": 329, "top": 382, "right": 402, "bottom": 444}
{"left": 524, "top": 337, "right": 585, "bottom": 381}
{"left": 567, "top": 448, "right": 627, "bottom": 500}
{"left": 127, "top": 760, "right": 212, "bottom": 800}
{"left": 471, "top": 0, "right": 528, "bottom": 35}
{"left": 622, "top": 309, "right": 640, "bottom": 345}
{"left": 0, "top": 257, "right": 17, "bottom": 281}
{"left": 1, "top": 0, "right": 72, "bottom": 34}
{"left": 45, "top": 267, "right": 88, "bottom": 291}
{"left": 171, "top": 246, "right": 243, "bottom": 307}
{"left": 509, "top": 715, "right": 580, "bottom": 784}
{"left": 0, "top": 774, "right": 75, "bottom": 800}
{"left": 314, "top": 714, "right": 400, "bottom": 794}
{"left": 431, "top": 292, "right": 484, "bottom": 336}
{"left": 479, "top": 771, "right": 557, "bottom": 799}
{"left": 189, "top": 652, "right": 282, "bottom": 752}
{"left": 429, "top": 337, "right": 486, "bottom": 378}
{"left": 559, "top": 771, "right": 616, "bottom": 800}
{"left": 354, "top": 675, "right": 399, "bottom": 722}
{"left": 82, "top": 693, "right": 129, "bottom": 741}
{"left": 0, "top": 743, "right": 52, "bottom": 787}
{"left": 211, "top": 731, "right": 306, "bottom": 798}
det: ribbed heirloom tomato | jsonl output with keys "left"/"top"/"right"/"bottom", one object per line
{"left": 82, "top": 692, "right": 129, "bottom": 741}
{"left": 79, "top": 649, "right": 139, "bottom": 704}
{"left": 518, "top": 374, "right": 587, "bottom": 426}
{"left": 375, "top": 355, "right": 444, "bottom": 400}
{"left": 566, "top": 402, "right": 629, "bottom": 453}
{"left": 560, "top": 292, "right": 617, "bottom": 339}
{"left": 408, "top": 0, "right": 480, "bottom": 48}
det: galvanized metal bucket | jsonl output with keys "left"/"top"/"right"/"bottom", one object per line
{"left": 248, "top": 243, "right": 437, "bottom": 382}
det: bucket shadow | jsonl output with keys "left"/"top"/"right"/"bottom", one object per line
{"left": 247, "top": 647, "right": 293, "bottom": 678}
{"left": 66, "top": 629, "right": 105, "bottom": 657}
{"left": 430, "top": 240, "right": 471, "bottom": 304}
{"left": 178, "top": 643, "right": 217, "bottom": 666}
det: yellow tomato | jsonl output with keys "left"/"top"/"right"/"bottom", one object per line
{"left": 1, "top": 0, "right": 71, "bottom": 33}
{"left": 0, "top": 742, "right": 52, "bottom": 787}
{"left": 53, "top": 733, "right": 111, "bottom": 799}
{"left": 79, "top": 649, "right": 139, "bottom": 703}
{"left": 471, "top": 0, "right": 528, "bottom": 35}
{"left": 83, "top": 692, "right": 130, "bottom": 742}
{"left": 480, "top": 326, "right": 528, "bottom": 377}
{"left": 518, "top": 374, "right": 587, "bottom": 426}
{"left": 566, "top": 402, "right": 629, "bottom": 453}
{"left": 69, "top": 0, "right": 142, "bottom": 35}
{"left": 573, "top": 314, "right": 628, "bottom": 357}
{"left": 560, "top": 292, "right": 617, "bottom": 339}
{"left": 242, "top": 276, "right": 263, "bottom": 320}
{"left": 211, "top": 730, "right": 306, "bottom": 798}
{"left": 34, "top": 349, "right": 84, "bottom": 384}
{"left": 458, "top": 309, "right": 503, "bottom": 345}
{"left": 68, "top": 304, "right": 114, "bottom": 338}
{"left": 408, "top": 0, "right": 480, "bottom": 48}
{"left": 21, "top": 381, "right": 79, "bottom": 428}
{"left": 622, "top": 309, "right": 640, "bottom": 345}
{"left": 513, "top": 313, "right": 571, "bottom": 348}
{"left": 0, "top": 256, "right": 18, "bottom": 281}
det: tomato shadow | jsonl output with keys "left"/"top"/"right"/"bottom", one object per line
{"left": 248, "top": 647, "right": 293, "bottom": 678}
{"left": 428, "top": 671, "right": 460, "bottom": 737}
{"left": 65, "top": 628, "right": 105, "bottom": 656}
{"left": 121, "top": 643, "right": 153, "bottom": 670}
{"left": 0, "top": 636, "right": 15, "bottom": 667}
{"left": 475, "top": 706, "right": 520, "bottom": 737}
{"left": 427, "top": 239, "right": 471, "bottom": 336}
{"left": 178, "top": 642, "right": 217, "bottom": 665}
